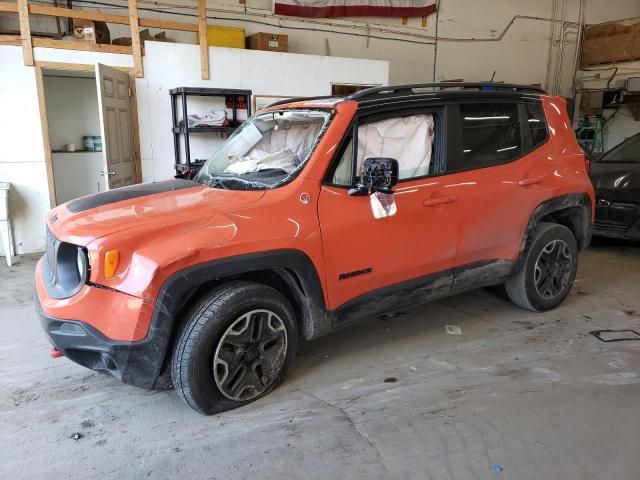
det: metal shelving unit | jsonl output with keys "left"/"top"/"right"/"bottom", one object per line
{"left": 170, "top": 87, "right": 252, "bottom": 173}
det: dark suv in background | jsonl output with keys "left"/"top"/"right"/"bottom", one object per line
{"left": 590, "top": 132, "right": 640, "bottom": 240}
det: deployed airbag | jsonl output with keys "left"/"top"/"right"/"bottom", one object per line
{"left": 357, "top": 114, "right": 435, "bottom": 179}
{"left": 224, "top": 149, "right": 301, "bottom": 175}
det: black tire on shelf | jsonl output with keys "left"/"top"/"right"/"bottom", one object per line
{"left": 505, "top": 222, "right": 579, "bottom": 312}
{"left": 171, "top": 281, "right": 297, "bottom": 415}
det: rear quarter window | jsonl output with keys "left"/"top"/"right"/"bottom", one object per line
{"left": 525, "top": 102, "right": 548, "bottom": 148}
{"left": 458, "top": 103, "right": 522, "bottom": 169}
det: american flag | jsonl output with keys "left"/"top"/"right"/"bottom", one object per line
{"left": 274, "top": 0, "right": 437, "bottom": 18}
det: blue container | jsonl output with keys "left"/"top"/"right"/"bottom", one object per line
{"left": 92, "top": 136, "right": 102, "bottom": 152}
{"left": 83, "top": 136, "right": 94, "bottom": 151}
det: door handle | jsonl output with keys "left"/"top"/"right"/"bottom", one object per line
{"left": 100, "top": 170, "right": 116, "bottom": 177}
{"left": 517, "top": 176, "right": 544, "bottom": 187}
{"left": 423, "top": 195, "right": 457, "bottom": 207}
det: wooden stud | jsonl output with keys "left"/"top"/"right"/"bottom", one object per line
{"left": 198, "top": 0, "right": 209, "bottom": 80}
{"left": 141, "top": 17, "right": 198, "bottom": 32}
{"left": 421, "top": 16, "right": 427, "bottom": 28}
{"left": 0, "top": 2, "right": 200, "bottom": 32}
{"left": 128, "top": 72, "right": 144, "bottom": 183}
{"left": 32, "top": 38, "right": 134, "bottom": 54}
{"left": 0, "top": 1, "right": 17, "bottom": 12}
{"left": 17, "top": 0, "right": 33, "bottom": 66}
{"left": 128, "top": 0, "right": 143, "bottom": 77}
{"left": 34, "top": 65, "right": 57, "bottom": 207}
{"left": 0, "top": 35, "right": 22, "bottom": 46}
{"left": 35, "top": 60, "right": 125, "bottom": 71}
{"left": 401, "top": 17, "right": 408, "bottom": 25}
{"left": 29, "top": 5, "right": 130, "bottom": 25}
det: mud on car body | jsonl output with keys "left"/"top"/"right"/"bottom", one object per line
{"left": 36, "top": 83, "right": 594, "bottom": 414}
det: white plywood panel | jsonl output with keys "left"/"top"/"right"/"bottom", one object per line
{"left": 33, "top": 47, "right": 133, "bottom": 68}
{"left": 0, "top": 46, "right": 49, "bottom": 255}
{"left": 0, "top": 161, "right": 49, "bottom": 255}
{"left": 137, "top": 41, "right": 389, "bottom": 183}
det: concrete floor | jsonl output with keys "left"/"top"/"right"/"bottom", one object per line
{"left": 1, "top": 240, "right": 639, "bottom": 479}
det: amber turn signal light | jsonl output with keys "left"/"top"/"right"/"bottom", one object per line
{"left": 104, "top": 250, "right": 120, "bottom": 278}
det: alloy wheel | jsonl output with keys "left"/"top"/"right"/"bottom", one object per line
{"left": 533, "top": 239, "right": 573, "bottom": 300}
{"left": 212, "top": 309, "right": 288, "bottom": 401}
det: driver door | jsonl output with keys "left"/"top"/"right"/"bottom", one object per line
{"left": 318, "top": 110, "right": 460, "bottom": 325}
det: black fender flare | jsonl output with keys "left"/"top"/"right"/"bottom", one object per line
{"left": 515, "top": 193, "right": 593, "bottom": 270}
{"left": 131, "top": 249, "right": 330, "bottom": 388}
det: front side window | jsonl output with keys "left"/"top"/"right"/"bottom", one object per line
{"left": 458, "top": 103, "right": 522, "bottom": 169}
{"left": 196, "top": 109, "right": 332, "bottom": 190}
{"left": 356, "top": 114, "right": 436, "bottom": 180}
{"left": 331, "top": 139, "right": 354, "bottom": 186}
{"left": 599, "top": 133, "right": 640, "bottom": 163}
{"left": 328, "top": 113, "right": 436, "bottom": 186}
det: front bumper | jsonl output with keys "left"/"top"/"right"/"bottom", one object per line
{"left": 35, "top": 257, "right": 167, "bottom": 389}
{"left": 36, "top": 296, "right": 163, "bottom": 388}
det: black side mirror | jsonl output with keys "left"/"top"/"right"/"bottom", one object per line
{"left": 348, "top": 158, "right": 399, "bottom": 196}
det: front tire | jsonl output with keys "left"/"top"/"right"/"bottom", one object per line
{"left": 171, "top": 281, "right": 298, "bottom": 415}
{"left": 505, "top": 222, "right": 578, "bottom": 312}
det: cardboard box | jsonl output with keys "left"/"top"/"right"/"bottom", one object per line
{"left": 113, "top": 30, "right": 171, "bottom": 46}
{"left": 195, "top": 25, "right": 245, "bottom": 49}
{"left": 73, "top": 19, "right": 96, "bottom": 43}
{"left": 73, "top": 19, "right": 110, "bottom": 44}
{"left": 247, "top": 33, "right": 288, "bottom": 52}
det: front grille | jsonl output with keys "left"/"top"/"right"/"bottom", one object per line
{"left": 594, "top": 219, "right": 630, "bottom": 233}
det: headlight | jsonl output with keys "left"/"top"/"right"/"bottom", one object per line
{"left": 76, "top": 248, "right": 88, "bottom": 282}
{"left": 55, "top": 243, "right": 88, "bottom": 295}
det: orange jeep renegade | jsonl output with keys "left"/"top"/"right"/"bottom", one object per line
{"left": 36, "top": 83, "right": 594, "bottom": 414}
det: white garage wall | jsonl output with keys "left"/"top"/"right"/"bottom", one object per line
{"left": 0, "top": 46, "right": 50, "bottom": 256}
{"left": 0, "top": 43, "right": 387, "bottom": 256}
{"left": 0, "top": 45, "right": 134, "bottom": 257}
{"left": 139, "top": 42, "right": 388, "bottom": 181}
{"left": 3, "top": 0, "right": 640, "bottom": 93}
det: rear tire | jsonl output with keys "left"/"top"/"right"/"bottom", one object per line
{"left": 171, "top": 281, "right": 297, "bottom": 415}
{"left": 505, "top": 222, "right": 578, "bottom": 312}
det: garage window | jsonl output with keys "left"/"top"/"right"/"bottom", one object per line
{"left": 458, "top": 103, "right": 522, "bottom": 169}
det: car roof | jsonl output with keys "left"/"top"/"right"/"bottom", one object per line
{"left": 267, "top": 82, "right": 546, "bottom": 111}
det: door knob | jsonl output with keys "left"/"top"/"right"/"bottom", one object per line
{"left": 100, "top": 170, "right": 116, "bottom": 177}
{"left": 517, "top": 176, "right": 544, "bottom": 187}
{"left": 423, "top": 195, "right": 457, "bottom": 207}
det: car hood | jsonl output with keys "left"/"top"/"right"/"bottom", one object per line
{"left": 47, "top": 179, "right": 266, "bottom": 246}
{"left": 590, "top": 162, "right": 640, "bottom": 190}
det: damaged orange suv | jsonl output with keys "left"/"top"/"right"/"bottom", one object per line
{"left": 36, "top": 83, "right": 594, "bottom": 414}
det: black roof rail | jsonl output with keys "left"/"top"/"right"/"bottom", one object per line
{"left": 265, "top": 95, "right": 343, "bottom": 109}
{"left": 347, "top": 82, "right": 545, "bottom": 100}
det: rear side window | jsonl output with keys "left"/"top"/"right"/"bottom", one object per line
{"left": 525, "top": 102, "right": 548, "bottom": 148}
{"left": 459, "top": 103, "right": 522, "bottom": 169}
